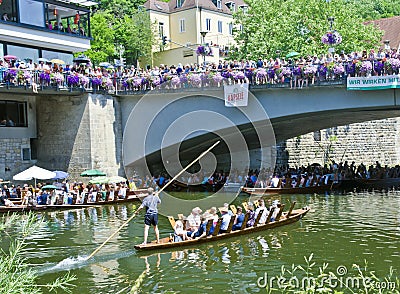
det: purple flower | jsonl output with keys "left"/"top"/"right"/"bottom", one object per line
{"left": 39, "top": 72, "right": 50, "bottom": 83}
{"left": 67, "top": 74, "right": 79, "bottom": 86}
{"left": 346, "top": 63, "right": 355, "bottom": 75}
{"left": 333, "top": 64, "right": 345, "bottom": 75}
{"left": 374, "top": 61, "right": 384, "bottom": 73}
{"left": 360, "top": 61, "right": 372, "bottom": 72}
{"left": 256, "top": 68, "right": 267, "bottom": 79}
{"left": 318, "top": 65, "right": 327, "bottom": 75}
{"left": 133, "top": 77, "right": 142, "bottom": 87}
{"left": 180, "top": 75, "right": 188, "bottom": 84}
{"left": 234, "top": 71, "right": 246, "bottom": 80}
{"left": 303, "top": 66, "right": 317, "bottom": 76}
{"left": 152, "top": 76, "right": 161, "bottom": 86}
{"left": 213, "top": 73, "right": 224, "bottom": 83}
{"left": 389, "top": 58, "right": 400, "bottom": 70}
{"left": 23, "top": 71, "right": 31, "bottom": 80}
{"left": 267, "top": 68, "right": 275, "bottom": 79}
{"left": 196, "top": 45, "right": 213, "bottom": 56}
{"left": 80, "top": 75, "right": 89, "bottom": 85}
{"left": 221, "top": 71, "right": 233, "bottom": 79}
{"left": 53, "top": 73, "right": 64, "bottom": 83}
{"left": 122, "top": 79, "right": 129, "bottom": 88}
{"left": 91, "top": 77, "right": 102, "bottom": 86}
{"left": 189, "top": 73, "right": 202, "bottom": 87}
{"left": 292, "top": 67, "right": 302, "bottom": 76}
{"left": 281, "top": 67, "right": 292, "bottom": 77}
{"left": 171, "top": 76, "right": 181, "bottom": 86}
{"left": 141, "top": 77, "right": 149, "bottom": 85}
{"left": 244, "top": 69, "right": 254, "bottom": 79}
{"left": 321, "top": 31, "right": 342, "bottom": 45}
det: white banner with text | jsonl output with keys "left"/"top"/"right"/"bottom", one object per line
{"left": 224, "top": 83, "right": 249, "bottom": 107}
{"left": 347, "top": 75, "right": 400, "bottom": 90}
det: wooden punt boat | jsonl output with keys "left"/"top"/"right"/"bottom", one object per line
{"left": 241, "top": 184, "right": 335, "bottom": 195}
{"left": 134, "top": 204, "right": 310, "bottom": 251}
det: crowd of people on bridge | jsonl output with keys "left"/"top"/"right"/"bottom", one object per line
{"left": 1, "top": 46, "right": 400, "bottom": 93}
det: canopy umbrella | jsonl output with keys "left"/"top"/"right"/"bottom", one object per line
{"left": 41, "top": 184, "right": 58, "bottom": 190}
{"left": 286, "top": 51, "right": 300, "bottom": 58}
{"left": 52, "top": 170, "right": 69, "bottom": 180}
{"left": 13, "top": 166, "right": 56, "bottom": 194}
{"left": 73, "top": 55, "right": 90, "bottom": 64}
{"left": 108, "top": 176, "right": 127, "bottom": 183}
{"left": 89, "top": 176, "right": 109, "bottom": 184}
{"left": 37, "top": 57, "right": 49, "bottom": 63}
{"left": 98, "top": 62, "right": 111, "bottom": 68}
{"left": 3, "top": 55, "right": 18, "bottom": 61}
{"left": 50, "top": 59, "right": 65, "bottom": 65}
{"left": 80, "top": 169, "right": 106, "bottom": 177}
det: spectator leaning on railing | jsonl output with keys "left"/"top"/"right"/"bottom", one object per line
{"left": 1, "top": 48, "right": 400, "bottom": 93}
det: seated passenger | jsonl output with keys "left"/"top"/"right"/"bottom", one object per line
{"left": 254, "top": 199, "right": 269, "bottom": 224}
{"left": 270, "top": 200, "right": 280, "bottom": 222}
{"left": 232, "top": 207, "right": 245, "bottom": 231}
{"left": 174, "top": 220, "right": 190, "bottom": 241}
{"left": 246, "top": 203, "right": 256, "bottom": 227}
{"left": 185, "top": 207, "right": 202, "bottom": 233}
{"left": 219, "top": 207, "right": 231, "bottom": 234}
{"left": 190, "top": 212, "right": 212, "bottom": 239}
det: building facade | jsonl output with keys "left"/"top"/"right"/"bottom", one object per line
{"left": 0, "top": 0, "right": 95, "bottom": 180}
{"left": 144, "top": 0, "right": 247, "bottom": 66}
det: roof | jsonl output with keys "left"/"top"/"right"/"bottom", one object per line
{"left": 144, "top": 0, "right": 247, "bottom": 15}
{"left": 367, "top": 16, "right": 400, "bottom": 49}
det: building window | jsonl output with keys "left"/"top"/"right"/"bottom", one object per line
{"left": 228, "top": 23, "right": 233, "bottom": 35}
{"left": 218, "top": 20, "right": 222, "bottom": 33}
{"left": 205, "top": 18, "right": 211, "bottom": 31}
{"left": 179, "top": 18, "right": 185, "bottom": 32}
{"left": 240, "top": 5, "right": 248, "bottom": 13}
{"left": 7, "top": 45, "right": 39, "bottom": 63}
{"left": 177, "top": 0, "right": 184, "bottom": 8}
{"left": 22, "top": 147, "right": 31, "bottom": 161}
{"left": 158, "top": 22, "right": 164, "bottom": 38}
{"left": 0, "top": 101, "right": 27, "bottom": 127}
{"left": 231, "top": 3, "right": 236, "bottom": 12}
{"left": 18, "top": 0, "right": 45, "bottom": 27}
{"left": 216, "top": 0, "right": 222, "bottom": 9}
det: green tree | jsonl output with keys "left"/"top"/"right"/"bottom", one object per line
{"left": 231, "top": 0, "right": 383, "bottom": 60}
{"left": 84, "top": 11, "right": 115, "bottom": 65}
{"left": 84, "top": 1, "right": 156, "bottom": 66}
{"left": 351, "top": 0, "right": 400, "bottom": 19}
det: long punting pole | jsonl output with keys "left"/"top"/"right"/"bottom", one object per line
{"left": 86, "top": 140, "right": 220, "bottom": 260}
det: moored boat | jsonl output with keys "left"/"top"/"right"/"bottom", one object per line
{"left": 241, "top": 184, "right": 336, "bottom": 195}
{"left": 0, "top": 194, "right": 144, "bottom": 214}
{"left": 134, "top": 204, "right": 310, "bottom": 251}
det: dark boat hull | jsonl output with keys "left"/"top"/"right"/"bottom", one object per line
{"left": 339, "top": 178, "right": 400, "bottom": 191}
{"left": 134, "top": 207, "right": 310, "bottom": 251}
{"left": 0, "top": 195, "right": 143, "bottom": 214}
{"left": 241, "top": 185, "right": 335, "bottom": 195}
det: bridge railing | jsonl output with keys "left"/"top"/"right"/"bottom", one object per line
{"left": 0, "top": 67, "right": 348, "bottom": 96}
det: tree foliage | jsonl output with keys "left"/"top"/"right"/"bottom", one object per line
{"left": 350, "top": 0, "right": 400, "bottom": 20}
{"left": 83, "top": 0, "right": 156, "bottom": 66}
{"left": 231, "top": 0, "right": 383, "bottom": 60}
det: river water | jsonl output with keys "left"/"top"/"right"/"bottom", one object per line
{"left": 6, "top": 191, "right": 400, "bottom": 293}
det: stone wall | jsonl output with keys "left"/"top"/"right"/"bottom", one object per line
{"left": 0, "top": 138, "right": 32, "bottom": 180}
{"left": 36, "top": 94, "right": 123, "bottom": 181}
{"left": 276, "top": 118, "right": 400, "bottom": 168}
